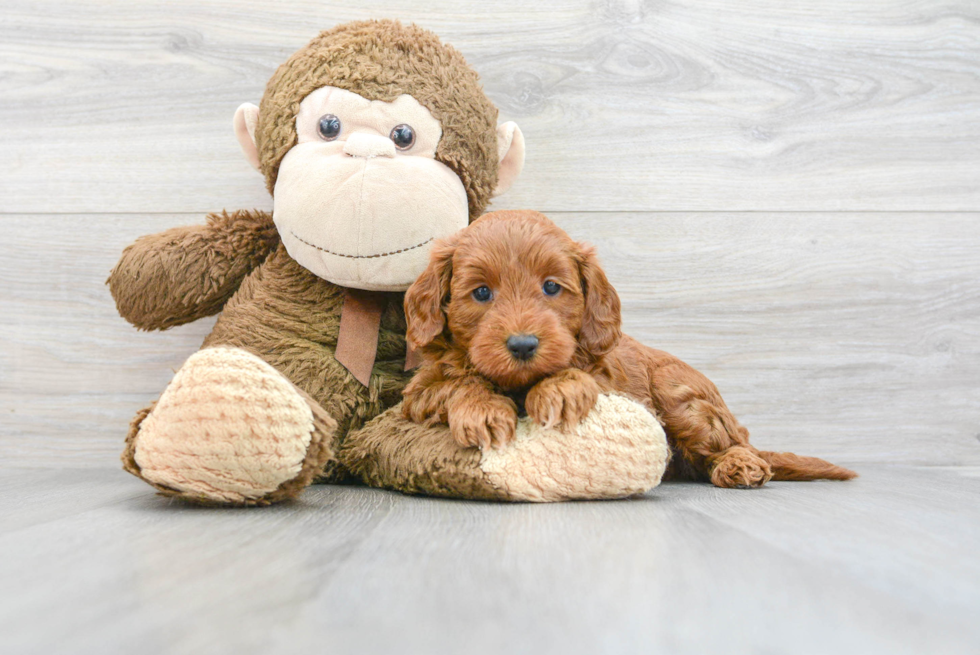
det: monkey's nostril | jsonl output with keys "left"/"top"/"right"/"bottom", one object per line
{"left": 506, "top": 334, "right": 539, "bottom": 361}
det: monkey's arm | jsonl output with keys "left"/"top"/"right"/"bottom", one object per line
{"left": 108, "top": 209, "right": 279, "bottom": 330}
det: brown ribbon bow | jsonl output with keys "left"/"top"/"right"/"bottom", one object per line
{"left": 335, "top": 288, "right": 422, "bottom": 387}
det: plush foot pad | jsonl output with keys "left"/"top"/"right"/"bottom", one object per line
{"left": 130, "top": 347, "right": 335, "bottom": 504}
{"left": 480, "top": 394, "right": 669, "bottom": 501}
{"left": 342, "top": 394, "right": 669, "bottom": 502}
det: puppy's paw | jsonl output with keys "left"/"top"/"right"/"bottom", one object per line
{"left": 525, "top": 370, "right": 600, "bottom": 430}
{"left": 448, "top": 394, "right": 518, "bottom": 450}
{"left": 401, "top": 390, "right": 435, "bottom": 424}
{"left": 709, "top": 446, "right": 773, "bottom": 489}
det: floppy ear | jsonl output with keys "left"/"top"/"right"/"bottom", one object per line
{"left": 405, "top": 236, "right": 458, "bottom": 349}
{"left": 577, "top": 243, "right": 622, "bottom": 357}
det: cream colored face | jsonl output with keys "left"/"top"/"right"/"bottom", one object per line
{"left": 269, "top": 86, "right": 469, "bottom": 291}
{"left": 234, "top": 87, "right": 525, "bottom": 291}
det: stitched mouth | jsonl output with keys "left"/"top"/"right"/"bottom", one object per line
{"left": 290, "top": 231, "right": 433, "bottom": 259}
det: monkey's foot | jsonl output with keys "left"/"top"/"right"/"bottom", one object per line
{"left": 708, "top": 446, "right": 773, "bottom": 489}
{"left": 123, "top": 347, "right": 337, "bottom": 505}
{"left": 343, "top": 394, "right": 670, "bottom": 502}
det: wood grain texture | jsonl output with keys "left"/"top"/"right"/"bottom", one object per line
{"left": 1, "top": 0, "right": 979, "bottom": 213}
{"left": 2, "top": 212, "right": 977, "bottom": 468}
{"left": 2, "top": 5, "right": 978, "bottom": 652}
{"left": 0, "top": 466, "right": 977, "bottom": 654}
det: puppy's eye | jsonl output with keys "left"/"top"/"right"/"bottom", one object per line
{"left": 390, "top": 124, "right": 415, "bottom": 150}
{"left": 471, "top": 286, "right": 492, "bottom": 302}
{"left": 542, "top": 280, "right": 561, "bottom": 296}
{"left": 317, "top": 114, "right": 341, "bottom": 141}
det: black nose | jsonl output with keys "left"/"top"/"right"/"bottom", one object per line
{"left": 506, "top": 334, "right": 539, "bottom": 361}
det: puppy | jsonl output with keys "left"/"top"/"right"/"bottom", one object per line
{"left": 402, "top": 210, "right": 856, "bottom": 488}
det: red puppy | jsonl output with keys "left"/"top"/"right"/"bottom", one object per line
{"left": 402, "top": 210, "right": 856, "bottom": 488}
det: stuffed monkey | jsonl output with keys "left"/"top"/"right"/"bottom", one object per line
{"left": 109, "top": 20, "right": 668, "bottom": 505}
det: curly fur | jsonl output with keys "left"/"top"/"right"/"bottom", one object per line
{"left": 110, "top": 21, "right": 504, "bottom": 499}
{"left": 402, "top": 210, "right": 858, "bottom": 488}
{"left": 256, "top": 19, "right": 500, "bottom": 219}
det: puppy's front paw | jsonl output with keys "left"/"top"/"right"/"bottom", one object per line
{"left": 448, "top": 394, "right": 518, "bottom": 450}
{"left": 525, "top": 370, "right": 600, "bottom": 430}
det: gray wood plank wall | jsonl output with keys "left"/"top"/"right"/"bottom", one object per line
{"left": 2, "top": 0, "right": 978, "bottom": 469}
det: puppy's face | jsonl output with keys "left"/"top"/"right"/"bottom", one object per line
{"left": 405, "top": 210, "right": 622, "bottom": 391}
{"left": 446, "top": 219, "right": 584, "bottom": 389}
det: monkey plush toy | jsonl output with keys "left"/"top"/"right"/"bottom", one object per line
{"left": 109, "top": 20, "right": 669, "bottom": 505}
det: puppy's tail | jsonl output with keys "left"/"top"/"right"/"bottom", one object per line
{"left": 757, "top": 450, "right": 857, "bottom": 481}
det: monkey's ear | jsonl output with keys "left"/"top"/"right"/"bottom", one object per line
{"left": 404, "top": 236, "right": 458, "bottom": 349}
{"left": 492, "top": 122, "right": 525, "bottom": 197}
{"left": 233, "top": 103, "right": 261, "bottom": 171}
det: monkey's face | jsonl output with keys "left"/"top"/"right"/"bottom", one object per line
{"left": 269, "top": 86, "right": 469, "bottom": 291}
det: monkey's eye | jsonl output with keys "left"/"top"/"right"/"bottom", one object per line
{"left": 317, "top": 114, "right": 341, "bottom": 141}
{"left": 390, "top": 124, "right": 416, "bottom": 150}
{"left": 471, "top": 286, "right": 492, "bottom": 302}
{"left": 543, "top": 280, "right": 561, "bottom": 296}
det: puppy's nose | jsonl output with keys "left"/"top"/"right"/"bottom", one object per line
{"left": 343, "top": 133, "right": 396, "bottom": 159}
{"left": 506, "top": 334, "right": 539, "bottom": 361}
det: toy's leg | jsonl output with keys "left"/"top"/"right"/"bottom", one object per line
{"left": 340, "top": 394, "right": 671, "bottom": 502}
{"left": 121, "top": 347, "right": 338, "bottom": 506}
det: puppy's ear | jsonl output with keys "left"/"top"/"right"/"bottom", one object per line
{"left": 577, "top": 243, "right": 622, "bottom": 357}
{"left": 405, "top": 236, "right": 458, "bottom": 349}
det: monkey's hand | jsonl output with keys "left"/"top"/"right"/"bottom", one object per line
{"left": 525, "top": 369, "right": 600, "bottom": 431}
{"left": 108, "top": 209, "right": 279, "bottom": 330}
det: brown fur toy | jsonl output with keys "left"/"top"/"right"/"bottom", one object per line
{"left": 110, "top": 20, "right": 669, "bottom": 506}
{"left": 402, "top": 210, "right": 857, "bottom": 488}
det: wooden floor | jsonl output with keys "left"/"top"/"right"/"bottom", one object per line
{"left": 2, "top": 1, "right": 979, "bottom": 652}
{"left": 1, "top": 465, "right": 978, "bottom": 654}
